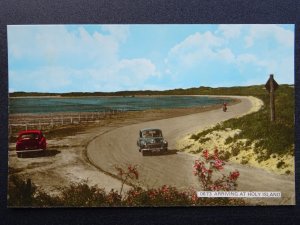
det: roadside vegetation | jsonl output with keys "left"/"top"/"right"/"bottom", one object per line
{"left": 8, "top": 152, "right": 246, "bottom": 207}
{"left": 8, "top": 84, "right": 288, "bottom": 97}
{"left": 189, "top": 84, "right": 294, "bottom": 165}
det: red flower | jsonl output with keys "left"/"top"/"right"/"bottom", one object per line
{"left": 202, "top": 149, "right": 209, "bottom": 160}
{"left": 213, "top": 159, "right": 224, "bottom": 170}
{"left": 229, "top": 170, "right": 240, "bottom": 180}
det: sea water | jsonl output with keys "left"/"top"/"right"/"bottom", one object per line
{"left": 9, "top": 96, "right": 232, "bottom": 114}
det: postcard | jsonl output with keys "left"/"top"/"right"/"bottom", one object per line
{"left": 7, "top": 24, "right": 295, "bottom": 207}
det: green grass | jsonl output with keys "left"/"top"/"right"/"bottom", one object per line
{"left": 190, "top": 85, "right": 294, "bottom": 160}
{"left": 190, "top": 124, "right": 223, "bottom": 141}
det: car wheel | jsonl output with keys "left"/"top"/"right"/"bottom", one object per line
{"left": 17, "top": 153, "right": 22, "bottom": 158}
{"left": 142, "top": 151, "right": 146, "bottom": 156}
{"left": 139, "top": 148, "right": 141, "bottom": 152}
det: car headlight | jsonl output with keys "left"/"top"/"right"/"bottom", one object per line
{"left": 163, "top": 140, "right": 168, "bottom": 144}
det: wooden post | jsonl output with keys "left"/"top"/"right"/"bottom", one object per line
{"left": 265, "top": 74, "right": 279, "bottom": 122}
{"left": 51, "top": 113, "right": 54, "bottom": 128}
{"left": 9, "top": 125, "right": 12, "bottom": 139}
{"left": 269, "top": 75, "right": 275, "bottom": 122}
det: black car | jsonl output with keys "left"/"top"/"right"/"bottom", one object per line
{"left": 137, "top": 128, "right": 168, "bottom": 156}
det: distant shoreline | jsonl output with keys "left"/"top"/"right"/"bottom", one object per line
{"left": 9, "top": 94, "right": 239, "bottom": 99}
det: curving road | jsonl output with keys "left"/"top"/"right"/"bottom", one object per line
{"left": 87, "top": 96, "right": 295, "bottom": 205}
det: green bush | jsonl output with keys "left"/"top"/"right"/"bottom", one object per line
{"left": 190, "top": 148, "right": 202, "bottom": 154}
{"left": 199, "top": 137, "right": 211, "bottom": 144}
{"left": 8, "top": 175, "right": 36, "bottom": 207}
{"left": 276, "top": 161, "right": 285, "bottom": 169}
{"left": 231, "top": 145, "right": 241, "bottom": 156}
{"left": 225, "top": 136, "right": 234, "bottom": 145}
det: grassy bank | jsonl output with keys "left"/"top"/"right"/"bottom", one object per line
{"left": 184, "top": 84, "right": 294, "bottom": 173}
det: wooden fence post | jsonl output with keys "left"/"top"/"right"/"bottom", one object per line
{"left": 9, "top": 125, "right": 12, "bottom": 139}
{"left": 51, "top": 114, "right": 54, "bottom": 128}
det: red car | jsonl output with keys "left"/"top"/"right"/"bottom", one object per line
{"left": 16, "top": 130, "right": 47, "bottom": 157}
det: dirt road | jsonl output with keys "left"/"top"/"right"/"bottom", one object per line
{"left": 87, "top": 96, "right": 295, "bottom": 205}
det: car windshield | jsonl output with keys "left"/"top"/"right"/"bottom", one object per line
{"left": 20, "top": 133, "right": 39, "bottom": 140}
{"left": 142, "top": 130, "right": 162, "bottom": 138}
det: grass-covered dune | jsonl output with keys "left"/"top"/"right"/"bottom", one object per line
{"left": 180, "top": 84, "right": 294, "bottom": 174}
{"left": 194, "top": 85, "right": 294, "bottom": 155}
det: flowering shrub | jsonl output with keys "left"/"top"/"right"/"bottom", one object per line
{"left": 9, "top": 154, "right": 245, "bottom": 207}
{"left": 193, "top": 148, "right": 240, "bottom": 191}
{"left": 123, "top": 186, "right": 193, "bottom": 206}
{"left": 115, "top": 164, "right": 139, "bottom": 195}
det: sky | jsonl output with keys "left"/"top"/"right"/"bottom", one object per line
{"left": 7, "top": 24, "right": 294, "bottom": 93}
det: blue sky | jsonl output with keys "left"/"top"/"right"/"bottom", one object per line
{"left": 8, "top": 24, "right": 294, "bottom": 93}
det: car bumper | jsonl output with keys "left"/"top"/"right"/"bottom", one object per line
{"left": 16, "top": 148, "right": 45, "bottom": 153}
{"left": 141, "top": 147, "right": 167, "bottom": 152}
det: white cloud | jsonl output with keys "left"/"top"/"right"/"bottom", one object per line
{"left": 88, "top": 58, "right": 159, "bottom": 91}
{"left": 236, "top": 53, "right": 257, "bottom": 64}
{"left": 8, "top": 24, "right": 294, "bottom": 92}
{"left": 244, "top": 24, "right": 294, "bottom": 48}
{"left": 166, "top": 31, "right": 225, "bottom": 69}
{"left": 217, "top": 24, "right": 243, "bottom": 39}
{"left": 101, "top": 25, "right": 129, "bottom": 42}
{"left": 8, "top": 25, "right": 160, "bottom": 92}
{"left": 216, "top": 48, "right": 235, "bottom": 63}
{"left": 9, "top": 67, "right": 73, "bottom": 92}
{"left": 10, "top": 57, "right": 159, "bottom": 92}
{"left": 169, "top": 31, "right": 223, "bottom": 55}
{"left": 164, "top": 24, "right": 294, "bottom": 86}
